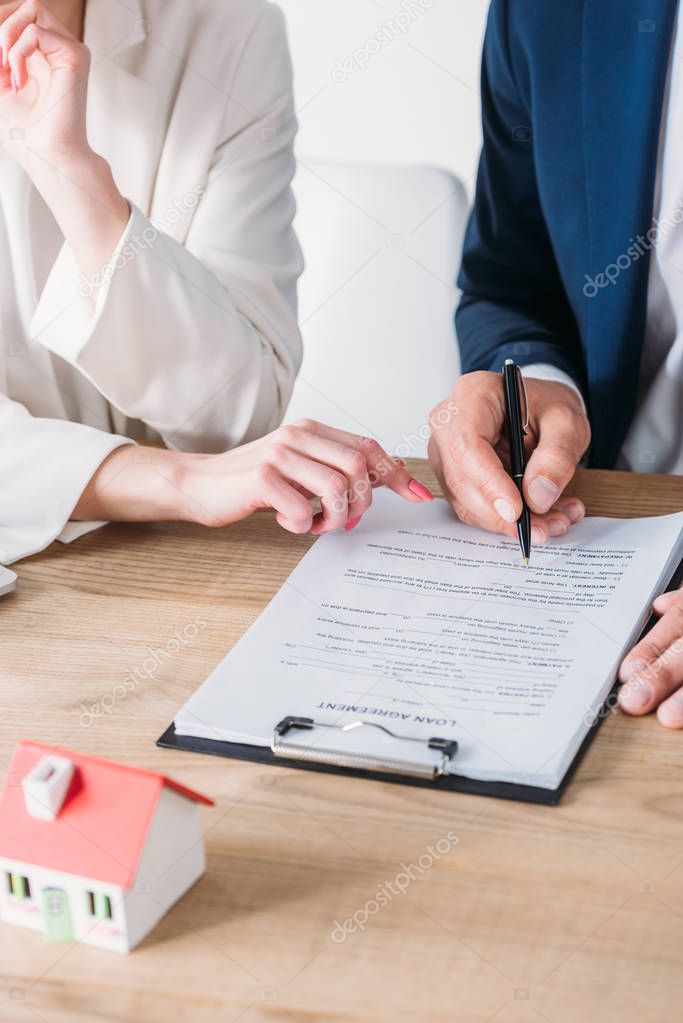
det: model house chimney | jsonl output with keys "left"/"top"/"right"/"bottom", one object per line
{"left": 22, "top": 756, "right": 75, "bottom": 821}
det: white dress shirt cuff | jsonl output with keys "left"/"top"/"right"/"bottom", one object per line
{"left": 521, "top": 363, "right": 587, "bottom": 416}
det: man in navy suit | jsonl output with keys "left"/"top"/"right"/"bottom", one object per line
{"left": 429, "top": 0, "right": 683, "bottom": 726}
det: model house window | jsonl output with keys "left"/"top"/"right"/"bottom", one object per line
{"left": 6, "top": 873, "right": 31, "bottom": 898}
{"left": 86, "top": 890, "right": 112, "bottom": 920}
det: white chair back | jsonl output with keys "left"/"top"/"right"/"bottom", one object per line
{"left": 285, "top": 161, "right": 468, "bottom": 456}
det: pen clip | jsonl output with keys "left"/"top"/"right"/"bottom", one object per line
{"left": 516, "top": 365, "right": 529, "bottom": 434}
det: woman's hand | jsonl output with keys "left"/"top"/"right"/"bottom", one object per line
{"left": 0, "top": 0, "right": 89, "bottom": 168}
{"left": 0, "top": 0, "right": 129, "bottom": 280}
{"left": 618, "top": 588, "right": 683, "bottom": 727}
{"left": 72, "top": 421, "right": 434, "bottom": 533}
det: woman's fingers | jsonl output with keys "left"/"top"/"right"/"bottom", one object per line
{"left": 276, "top": 426, "right": 373, "bottom": 528}
{"left": 289, "top": 419, "right": 433, "bottom": 503}
{"left": 1, "top": 1, "right": 47, "bottom": 66}
{"left": 618, "top": 600, "right": 683, "bottom": 718}
{"left": 8, "top": 23, "right": 59, "bottom": 88}
{"left": 0, "top": 0, "right": 80, "bottom": 91}
{"left": 265, "top": 421, "right": 433, "bottom": 535}
{"left": 354, "top": 435, "right": 430, "bottom": 501}
{"left": 7, "top": 20, "right": 84, "bottom": 90}
{"left": 0, "top": 1, "right": 23, "bottom": 35}
{"left": 266, "top": 445, "right": 351, "bottom": 534}
{"left": 0, "top": 0, "right": 72, "bottom": 59}
{"left": 257, "top": 466, "right": 314, "bottom": 535}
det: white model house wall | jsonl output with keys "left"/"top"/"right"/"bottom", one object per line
{"left": 121, "top": 787, "right": 206, "bottom": 951}
{"left": 0, "top": 857, "right": 128, "bottom": 953}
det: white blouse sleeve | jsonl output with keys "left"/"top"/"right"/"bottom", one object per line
{"left": 29, "top": 5, "right": 303, "bottom": 455}
{"left": 0, "top": 393, "right": 133, "bottom": 565}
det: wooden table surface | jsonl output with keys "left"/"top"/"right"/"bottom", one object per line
{"left": 2, "top": 464, "right": 683, "bottom": 1023}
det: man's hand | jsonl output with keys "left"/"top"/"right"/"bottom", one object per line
{"left": 619, "top": 589, "right": 683, "bottom": 727}
{"left": 428, "top": 372, "right": 591, "bottom": 542}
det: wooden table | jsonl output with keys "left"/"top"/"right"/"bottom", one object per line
{"left": 2, "top": 464, "right": 683, "bottom": 1023}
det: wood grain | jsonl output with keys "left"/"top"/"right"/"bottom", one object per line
{"left": 1, "top": 464, "right": 683, "bottom": 1023}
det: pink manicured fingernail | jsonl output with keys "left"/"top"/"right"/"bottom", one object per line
{"left": 408, "top": 480, "right": 434, "bottom": 501}
{"left": 345, "top": 516, "right": 361, "bottom": 532}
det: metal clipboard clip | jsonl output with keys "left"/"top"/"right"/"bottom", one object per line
{"left": 272, "top": 716, "right": 458, "bottom": 780}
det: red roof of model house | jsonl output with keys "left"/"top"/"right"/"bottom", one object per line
{"left": 0, "top": 741, "right": 213, "bottom": 890}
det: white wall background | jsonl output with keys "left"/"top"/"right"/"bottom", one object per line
{"left": 277, "top": 0, "right": 488, "bottom": 193}
{"left": 278, "top": 0, "right": 489, "bottom": 451}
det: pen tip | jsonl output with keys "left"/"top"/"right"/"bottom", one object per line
{"left": 524, "top": 557, "right": 529, "bottom": 567}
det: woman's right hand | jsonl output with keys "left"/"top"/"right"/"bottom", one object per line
{"left": 72, "top": 421, "right": 434, "bottom": 533}
{"left": 0, "top": 0, "right": 91, "bottom": 170}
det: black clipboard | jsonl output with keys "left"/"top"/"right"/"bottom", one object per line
{"left": 157, "top": 556, "right": 683, "bottom": 806}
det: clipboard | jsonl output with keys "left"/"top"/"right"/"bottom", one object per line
{"left": 157, "top": 556, "right": 683, "bottom": 807}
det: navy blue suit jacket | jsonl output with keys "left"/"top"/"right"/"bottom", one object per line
{"left": 457, "top": 0, "right": 677, "bottom": 468}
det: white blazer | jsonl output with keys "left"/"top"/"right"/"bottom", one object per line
{"left": 0, "top": 0, "right": 302, "bottom": 565}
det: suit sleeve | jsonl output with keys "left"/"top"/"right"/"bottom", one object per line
{"left": 28, "top": 5, "right": 303, "bottom": 455}
{"left": 0, "top": 393, "right": 133, "bottom": 565}
{"left": 456, "top": 0, "right": 586, "bottom": 393}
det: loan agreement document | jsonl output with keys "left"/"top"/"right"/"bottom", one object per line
{"left": 175, "top": 492, "right": 683, "bottom": 790}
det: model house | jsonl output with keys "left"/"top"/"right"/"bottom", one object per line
{"left": 0, "top": 740, "right": 213, "bottom": 953}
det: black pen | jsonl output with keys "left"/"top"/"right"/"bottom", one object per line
{"left": 502, "top": 359, "right": 532, "bottom": 566}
